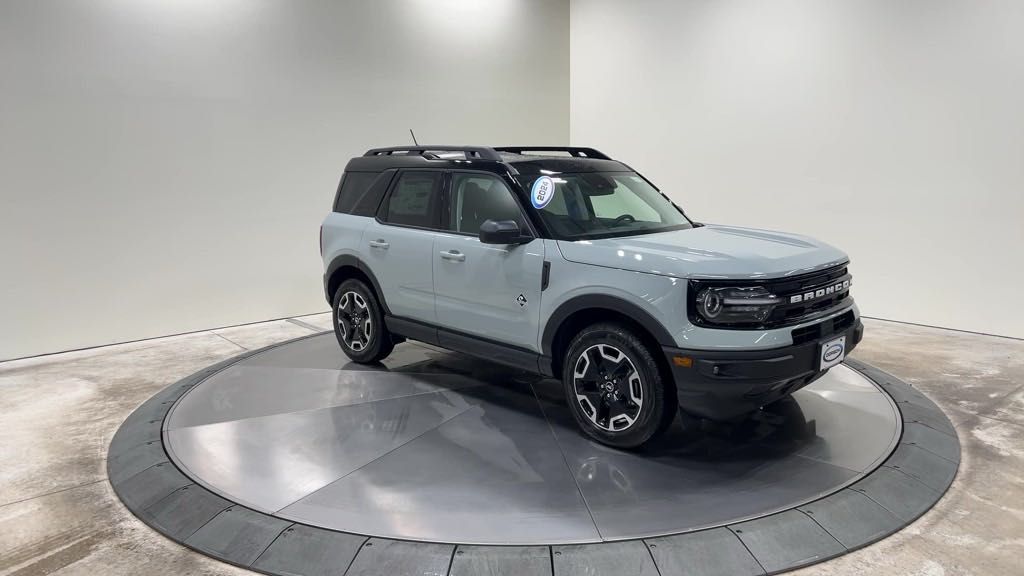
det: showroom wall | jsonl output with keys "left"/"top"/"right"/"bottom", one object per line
{"left": 0, "top": 0, "right": 569, "bottom": 359}
{"left": 571, "top": 0, "right": 1024, "bottom": 338}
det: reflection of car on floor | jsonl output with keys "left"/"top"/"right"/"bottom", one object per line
{"left": 320, "top": 145, "right": 864, "bottom": 448}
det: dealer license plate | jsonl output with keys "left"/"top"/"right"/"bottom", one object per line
{"left": 819, "top": 335, "right": 846, "bottom": 371}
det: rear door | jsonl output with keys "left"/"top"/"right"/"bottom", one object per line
{"left": 361, "top": 170, "right": 444, "bottom": 324}
{"left": 433, "top": 171, "right": 545, "bottom": 350}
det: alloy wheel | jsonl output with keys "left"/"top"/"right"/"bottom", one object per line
{"left": 572, "top": 344, "right": 643, "bottom": 432}
{"left": 337, "top": 291, "right": 373, "bottom": 352}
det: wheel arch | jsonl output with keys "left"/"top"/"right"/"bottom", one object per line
{"left": 542, "top": 295, "right": 675, "bottom": 378}
{"left": 324, "top": 254, "right": 390, "bottom": 315}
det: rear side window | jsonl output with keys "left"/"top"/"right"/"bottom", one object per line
{"left": 383, "top": 171, "right": 442, "bottom": 228}
{"left": 333, "top": 172, "right": 379, "bottom": 214}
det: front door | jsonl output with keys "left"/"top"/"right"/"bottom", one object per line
{"left": 361, "top": 170, "right": 443, "bottom": 324}
{"left": 433, "top": 171, "right": 545, "bottom": 350}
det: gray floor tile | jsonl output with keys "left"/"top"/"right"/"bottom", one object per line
{"left": 884, "top": 443, "right": 958, "bottom": 491}
{"left": 144, "top": 485, "right": 232, "bottom": 541}
{"left": 113, "top": 462, "right": 191, "bottom": 510}
{"left": 108, "top": 439, "right": 167, "bottom": 484}
{"left": 646, "top": 527, "right": 765, "bottom": 576}
{"left": 184, "top": 506, "right": 291, "bottom": 566}
{"left": 731, "top": 509, "right": 845, "bottom": 573}
{"left": 798, "top": 489, "right": 903, "bottom": 549}
{"left": 344, "top": 539, "right": 454, "bottom": 576}
{"left": 450, "top": 545, "right": 552, "bottom": 576}
{"left": 848, "top": 466, "right": 939, "bottom": 521}
{"left": 252, "top": 524, "right": 366, "bottom": 576}
{"left": 899, "top": 402, "right": 956, "bottom": 436}
{"left": 878, "top": 381, "right": 933, "bottom": 406}
{"left": 109, "top": 414, "right": 163, "bottom": 455}
{"left": 552, "top": 541, "right": 659, "bottom": 576}
{"left": 901, "top": 421, "right": 961, "bottom": 462}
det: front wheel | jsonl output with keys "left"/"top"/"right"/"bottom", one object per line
{"left": 332, "top": 279, "right": 393, "bottom": 363}
{"left": 562, "top": 323, "right": 676, "bottom": 449}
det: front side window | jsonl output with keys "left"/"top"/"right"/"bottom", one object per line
{"left": 448, "top": 173, "right": 525, "bottom": 234}
{"left": 517, "top": 172, "right": 691, "bottom": 240}
{"left": 384, "top": 171, "right": 442, "bottom": 228}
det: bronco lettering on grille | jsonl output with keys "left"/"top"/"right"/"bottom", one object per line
{"left": 788, "top": 279, "right": 851, "bottom": 304}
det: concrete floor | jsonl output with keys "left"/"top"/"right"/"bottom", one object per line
{"left": 0, "top": 315, "right": 1021, "bottom": 576}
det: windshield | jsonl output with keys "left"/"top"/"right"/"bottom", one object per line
{"left": 517, "top": 172, "right": 692, "bottom": 240}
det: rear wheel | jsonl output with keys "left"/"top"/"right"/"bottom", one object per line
{"left": 562, "top": 323, "right": 676, "bottom": 449}
{"left": 332, "top": 278, "right": 393, "bottom": 363}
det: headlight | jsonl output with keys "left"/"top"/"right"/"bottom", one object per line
{"left": 694, "top": 286, "right": 783, "bottom": 326}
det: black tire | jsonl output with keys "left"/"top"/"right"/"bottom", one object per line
{"left": 562, "top": 323, "right": 677, "bottom": 449}
{"left": 332, "top": 278, "right": 393, "bottom": 363}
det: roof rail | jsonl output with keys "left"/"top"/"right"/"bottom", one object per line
{"left": 493, "top": 146, "right": 611, "bottom": 160}
{"left": 363, "top": 146, "right": 502, "bottom": 162}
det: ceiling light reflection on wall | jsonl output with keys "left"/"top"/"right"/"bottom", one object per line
{"left": 406, "top": 0, "right": 516, "bottom": 40}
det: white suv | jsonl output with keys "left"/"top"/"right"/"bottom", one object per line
{"left": 321, "top": 145, "right": 863, "bottom": 448}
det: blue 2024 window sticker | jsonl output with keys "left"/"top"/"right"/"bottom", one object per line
{"left": 531, "top": 176, "right": 556, "bottom": 209}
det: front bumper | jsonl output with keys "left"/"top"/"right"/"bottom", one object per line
{"left": 663, "top": 318, "right": 864, "bottom": 420}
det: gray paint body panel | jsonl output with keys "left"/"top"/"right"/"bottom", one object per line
{"left": 322, "top": 204, "right": 859, "bottom": 352}
{"left": 360, "top": 218, "right": 439, "bottom": 324}
{"left": 555, "top": 224, "right": 848, "bottom": 281}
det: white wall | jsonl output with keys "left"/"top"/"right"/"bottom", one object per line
{"left": 0, "top": 0, "right": 569, "bottom": 360}
{"left": 571, "top": 0, "right": 1024, "bottom": 338}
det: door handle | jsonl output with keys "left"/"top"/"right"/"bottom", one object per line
{"left": 439, "top": 250, "right": 465, "bottom": 262}
{"left": 368, "top": 239, "right": 389, "bottom": 249}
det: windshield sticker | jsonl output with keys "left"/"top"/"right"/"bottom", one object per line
{"left": 531, "top": 176, "right": 555, "bottom": 209}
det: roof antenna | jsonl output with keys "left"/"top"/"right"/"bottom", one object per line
{"left": 409, "top": 129, "right": 419, "bottom": 146}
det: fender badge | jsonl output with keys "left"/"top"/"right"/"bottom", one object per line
{"left": 516, "top": 294, "right": 528, "bottom": 307}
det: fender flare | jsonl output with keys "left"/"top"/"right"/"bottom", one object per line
{"left": 541, "top": 294, "right": 676, "bottom": 357}
{"left": 324, "top": 254, "right": 390, "bottom": 315}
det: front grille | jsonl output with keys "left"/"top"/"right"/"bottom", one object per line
{"left": 763, "top": 264, "right": 852, "bottom": 327}
{"left": 791, "top": 310, "right": 856, "bottom": 345}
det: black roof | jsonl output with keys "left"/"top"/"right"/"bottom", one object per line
{"left": 344, "top": 145, "right": 632, "bottom": 175}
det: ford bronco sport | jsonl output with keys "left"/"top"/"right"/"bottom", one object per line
{"left": 321, "top": 146, "right": 863, "bottom": 448}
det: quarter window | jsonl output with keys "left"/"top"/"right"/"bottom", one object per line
{"left": 384, "top": 171, "right": 442, "bottom": 228}
{"left": 333, "top": 172, "right": 378, "bottom": 214}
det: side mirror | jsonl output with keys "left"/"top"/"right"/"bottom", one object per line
{"left": 479, "top": 219, "right": 531, "bottom": 245}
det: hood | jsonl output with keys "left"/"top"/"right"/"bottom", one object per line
{"left": 555, "top": 225, "right": 849, "bottom": 280}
